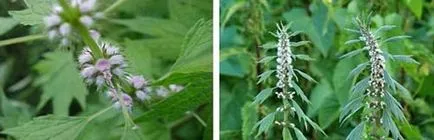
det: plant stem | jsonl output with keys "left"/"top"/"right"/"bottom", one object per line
{"left": 189, "top": 111, "right": 207, "bottom": 127}
{"left": 0, "top": 34, "right": 46, "bottom": 47}
{"left": 104, "top": 0, "right": 128, "bottom": 14}
{"left": 75, "top": 23, "right": 104, "bottom": 58}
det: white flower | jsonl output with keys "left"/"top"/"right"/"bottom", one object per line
{"left": 44, "top": 15, "right": 61, "bottom": 28}
{"left": 78, "top": 52, "right": 93, "bottom": 65}
{"left": 156, "top": 86, "right": 169, "bottom": 97}
{"left": 109, "top": 55, "right": 124, "bottom": 65}
{"left": 47, "top": 30, "right": 58, "bottom": 40}
{"left": 169, "top": 84, "right": 184, "bottom": 92}
{"left": 80, "top": 15, "right": 94, "bottom": 27}
{"left": 79, "top": 0, "right": 97, "bottom": 13}
{"left": 61, "top": 38, "right": 69, "bottom": 46}
{"left": 81, "top": 66, "right": 96, "bottom": 78}
{"left": 59, "top": 23, "right": 71, "bottom": 36}
{"left": 89, "top": 30, "right": 100, "bottom": 40}
{"left": 135, "top": 90, "right": 150, "bottom": 101}
{"left": 128, "top": 75, "right": 146, "bottom": 89}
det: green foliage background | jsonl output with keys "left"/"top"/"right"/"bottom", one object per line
{"left": 0, "top": 0, "right": 212, "bottom": 139}
{"left": 220, "top": 0, "right": 434, "bottom": 139}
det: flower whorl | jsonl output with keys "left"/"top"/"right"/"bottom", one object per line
{"left": 44, "top": 0, "right": 103, "bottom": 45}
{"left": 127, "top": 75, "right": 151, "bottom": 101}
{"left": 79, "top": 42, "right": 126, "bottom": 88}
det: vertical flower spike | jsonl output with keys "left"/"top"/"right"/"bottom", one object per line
{"left": 253, "top": 22, "right": 325, "bottom": 139}
{"left": 44, "top": 0, "right": 104, "bottom": 46}
{"left": 340, "top": 15, "right": 416, "bottom": 140}
{"left": 79, "top": 42, "right": 126, "bottom": 88}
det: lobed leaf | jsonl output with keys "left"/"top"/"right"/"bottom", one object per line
{"left": 294, "top": 69, "right": 317, "bottom": 83}
{"left": 294, "top": 54, "right": 315, "bottom": 61}
{"left": 241, "top": 102, "right": 258, "bottom": 140}
{"left": 345, "top": 122, "right": 365, "bottom": 140}
{"left": 253, "top": 88, "right": 274, "bottom": 105}
{"left": 391, "top": 55, "right": 420, "bottom": 65}
{"left": 254, "top": 112, "right": 276, "bottom": 138}
{"left": 347, "top": 62, "right": 368, "bottom": 80}
{"left": 257, "top": 70, "right": 275, "bottom": 84}
{"left": 339, "top": 48, "right": 366, "bottom": 59}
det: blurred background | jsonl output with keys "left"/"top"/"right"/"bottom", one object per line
{"left": 0, "top": 0, "right": 212, "bottom": 139}
{"left": 220, "top": 0, "right": 434, "bottom": 139}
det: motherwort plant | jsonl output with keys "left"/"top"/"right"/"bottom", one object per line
{"left": 253, "top": 23, "right": 325, "bottom": 139}
{"left": 339, "top": 16, "right": 418, "bottom": 140}
{"left": 44, "top": 0, "right": 183, "bottom": 128}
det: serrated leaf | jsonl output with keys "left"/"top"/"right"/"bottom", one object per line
{"left": 257, "top": 70, "right": 275, "bottom": 84}
{"left": 345, "top": 122, "right": 365, "bottom": 140}
{"left": 282, "top": 127, "right": 292, "bottom": 140}
{"left": 34, "top": 51, "right": 88, "bottom": 116}
{"left": 291, "top": 81, "right": 310, "bottom": 104}
{"left": 294, "top": 69, "right": 317, "bottom": 83}
{"left": 339, "top": 48, "right": 366, "bottom": 59}
{"left": 0, "top": 17, "right": 18, "bottom": 35}
{"left": 293, "top": 127, "right": 307, "bottom": 140}
{"left": 253, "top": 88, "right": 274, "bottom": 105}
{"left": 8, "top": 0, "right": 55, "bottom": 25}
{"left": 344, "top": 39, "right": 362, "bottom": 45}
{"left": 169, "top": 20, "right": 212, "bottom": 74}
{"left": 168, "top": 0, "right": 211, "bottom": 27}
{"left": 135, "top": 72, "right": 212, "bottom": 122}
{"left": 254, "top": 112, "right": 275, "bottom": 137}
{"left": 374, "top": 25, "right": 396, "bottom": 35}
{"left": 294, "top": 54, "right": 315, "bottom": 61}
{"left": 305, "top": 116, "right": 326, "bottom": 135}
{"left": 259, "top": 56, "right": 276, "bottom": 64}
{"left": 339, "top": 96, "right": 363, "bottom": 123}
{"left": 382, "top": 111, "right": 404, "bottom": 140}
{"left": 1, "top": 115, "right": 88, "bottom": 140}
{"left": 391, "top": 55, "right": 419, "bottom": 65}
{"left": 290, "top": 41, "right": 310, "bottom": 47}
{"left": 382, "top": 35, "right": 411, "bottom": 43}
{"left": 347, "top": 62, "right": 368, "bottom": 80}
{"left": 242, "top": 102, "right": 257, "bottom": 140}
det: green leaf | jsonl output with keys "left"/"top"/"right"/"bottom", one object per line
{"left": 393, "top": 80, "right": 412, "bottom": 101}
{"left": 391, "top": 55, "right": 420, "bottom": 65}
{"left": 339, "top": 96, "right": 363, "bottom": 123}
{"left": 292, "top": 100, "right": 306, "bottom": 125}
{"left": 123, "top": 40, "right": 153, "bottom": 78}
{"left": 259, "top": 56, "right": 276, "bottom": 64}
{"left": 121, "top": 127, "right": 146, "bottom": 140}
{"left": 0, "top": 17, "right": 18, "bottom": 35}
{"left": 260, "top": 42, "right": 277, "bottom": 49}
{"left": 257, "top": 70, "right": 275, "bottom": 84}
{"left": 253, "top": 88, "right": 274, "bottom": 105}
{"left": 221, "top": 1, "right": 246, "bottom": 28}
{"left": 305, "top": 116, "right": 326, "bottom": 135}
{"left": 0, "top": 88, "right": 32, "bottom": 129}
{"left": 351, "top": 77, "right": 369, "bottom": 99}
{"left": 254, "top": 112, "right": 275, "bottom": 137}
{"left": 290, "top": 41, "right": 310, "bottom": 47}
{"left": 374, "top": 25, "right": 397, "bottom": 35}
{"left": 241, "top": 102, "right": 257, "bottom": 140}
{"left": 339, "top": 48, "right": 366, "bottom": 59}
{"left": 169, "top": 19, "right": 212, "bottom": 74}
{"left": 384, "top": 71, "right": 396, "bottom": 93}
{"left": 384, "top": 91, "right": 406, "bottom": 122}
{"left": 291, "top": 81, "right": 310, "bottom": 104}
{"left": 282, "top": 127, "right": 293, "bottom": 140}
{"left": 8, "top": 0, "right": 55, "bottom": 25}
{"left": 294, "top": 69, "right": 317, "bottom": 83}
{"left": 135, "top": 72, "right": 212, "bottom": 122}
{"left": 110, "top": 17, "right": 188, "bottom": 37}
{"left": 382, "top": 111, "right": 404, "bottom": 140}
{"left": 347, "top": 62, "right": 368, "bottom": 80}
{"left": 344, "top": 39, "right": 362, "bottom": 45}
{"left": 345, "top": 122, "right": 365, "bottom": 140}
{"left": 294, "top": 54, "right": 315, "bottom": 61}
{"left": 293, "top": 127, "right": 307, "bottom": 140}
{"left": 123, "top": 39, "right": 182, "bottom": 60}
{"left": 403, "top": 0, "right": 423, "bottom": 19}
{"left": 168, "top": 0, "right": 212, "bottom": 27}
{"left": 1, "top": 115, "right": 88, "bottom": 140}
{"left": 382, "top": 35, "right": 411, "bottom": 43}
{"left": 34, "top": 51, "right": 88, "bottom": 116}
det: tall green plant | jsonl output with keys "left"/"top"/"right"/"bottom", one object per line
{"left": 339, "top": 15, "right": 419, "bottom": 140}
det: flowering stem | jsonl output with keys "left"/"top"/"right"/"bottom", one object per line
{"left": 104, "top": 0, "right": 128, "bottom": 14}
{"left": 0, "top": 34, "right": 46, "bottom": 47}
{"left": 57, "top": 0, "right": 104, "bottom": 59}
